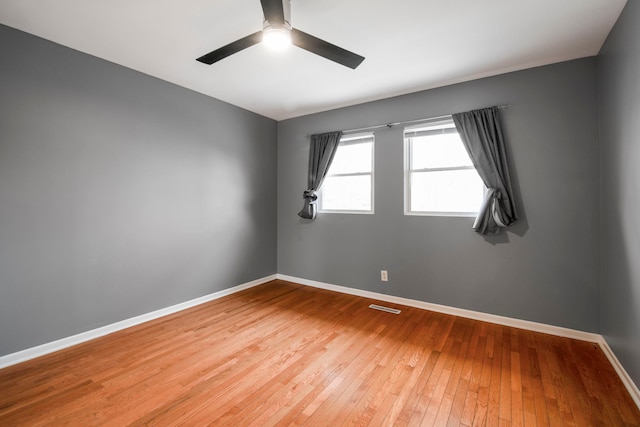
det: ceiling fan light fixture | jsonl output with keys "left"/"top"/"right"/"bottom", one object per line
{"left": 262, "top": 23, "right": 291, "bottom": 50}
{"left": 197, "top": 0, "right": 365, "bottom": 68}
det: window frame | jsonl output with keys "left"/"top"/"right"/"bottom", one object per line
{"left": 318, "top": 132, "right": 375, "bottom": 215}
{"left": 404, "top": 118, "right": 484, "bottom": 217}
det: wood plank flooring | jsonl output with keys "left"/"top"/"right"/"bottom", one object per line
{"left": 1, "top": 280, "right": 638, "bottom": 426}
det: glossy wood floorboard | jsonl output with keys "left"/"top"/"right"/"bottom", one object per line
{"left": 1, "top": 280, "right": 639, "bottom": 426}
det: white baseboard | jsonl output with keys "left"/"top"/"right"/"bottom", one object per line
{"left": 0, "top": 274, "right": 276, "bottom": 369}
{"left": 597, "top": 338, "right": 640, "bottom": 409}
{"left": 277, "top": 274, "right": 600, "bottom": 341}
{"left": 277, "top": 274, "right": 640, "bottom": 410}
{"left": 2, "top": 272, "right": 638, "bottom": 411}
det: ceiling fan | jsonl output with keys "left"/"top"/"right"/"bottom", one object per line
{"left": 196, "top": 0, "right": 365, "bottom": 69}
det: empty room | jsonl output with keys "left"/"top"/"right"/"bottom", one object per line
{"left": 1, "top": 0, "right": 639, "bottom": 425}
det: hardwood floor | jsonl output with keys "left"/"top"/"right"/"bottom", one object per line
{"left": 1, "top": 280, "right": 638, "bottom": 426}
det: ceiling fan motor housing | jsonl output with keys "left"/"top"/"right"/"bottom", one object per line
{"left": 197, "top": 0, "right": 365, "bottom": 69}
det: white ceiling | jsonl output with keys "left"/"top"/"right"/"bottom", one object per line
{"left": 0, "top": 0, "right": 626, "bottom": 120}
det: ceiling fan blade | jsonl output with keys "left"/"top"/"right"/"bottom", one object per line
{"left": 290, "top": 28, "right": 365, "bottom": 69}
{"left": 196, "top": 31, "right": 263, "bottom": 65}
{"left": 261, "top": 0, "right": 285, "bottom": 25}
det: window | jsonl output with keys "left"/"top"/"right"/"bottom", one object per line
{"left": 319, "top": 133, "right": 374, "bottom": 213}
{"left": 404, "top": 118, "right": 484, "bottom": 216}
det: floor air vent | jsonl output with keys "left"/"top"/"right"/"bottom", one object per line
{"left": 368, "top": 304, "right": 401, "bottom": 314}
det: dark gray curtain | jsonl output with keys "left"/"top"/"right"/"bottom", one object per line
{"left": 297, "top": 131, "right": 343, "bottom": 220}
{"left": 452, "top": 107, "right": 518, "bottom": 235}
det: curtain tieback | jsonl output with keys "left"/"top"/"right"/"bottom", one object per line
{"left": 489, "top": 188, "right": 507, "bottom": 227}
{"left": 302, "top": 189, "right": 318, "bottom": 203}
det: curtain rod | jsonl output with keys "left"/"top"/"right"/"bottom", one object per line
{"left": 338, "top": 104, "right": 511, "bottom": 135}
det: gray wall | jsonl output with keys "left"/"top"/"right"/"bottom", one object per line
{"left": 278, "top": 58, "right": 601, "bottom": 332}
{"left": 4, "top": 9, "right": 636, "bottom": 381}
{"left": 597, "top": 1, "right": 640, "bottom": 385}
{"left": 0, "top": 25, "right": 277, "bottom": 357}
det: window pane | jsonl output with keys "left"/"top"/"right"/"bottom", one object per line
{"left": 328, "top": 141, "right": 372, "bottom": 175}
{"left": 411, "top": 133, "right": 473, "bottom": 169}
{"left": 321, "top": 175, "right": 372, "bottom": 211}
{"left": 410, "top": 169, "right": 484, "bottom": 213}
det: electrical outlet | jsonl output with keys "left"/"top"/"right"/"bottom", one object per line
{"left": 380, "top": 270, "right": 388, "bottom": 282}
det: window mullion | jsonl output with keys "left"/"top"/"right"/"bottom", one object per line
{"left": 326, "top": 171, "right": 372, "bottom": 178}
{"left": 410, "top": 165, "right": 475, "bottom": 173}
